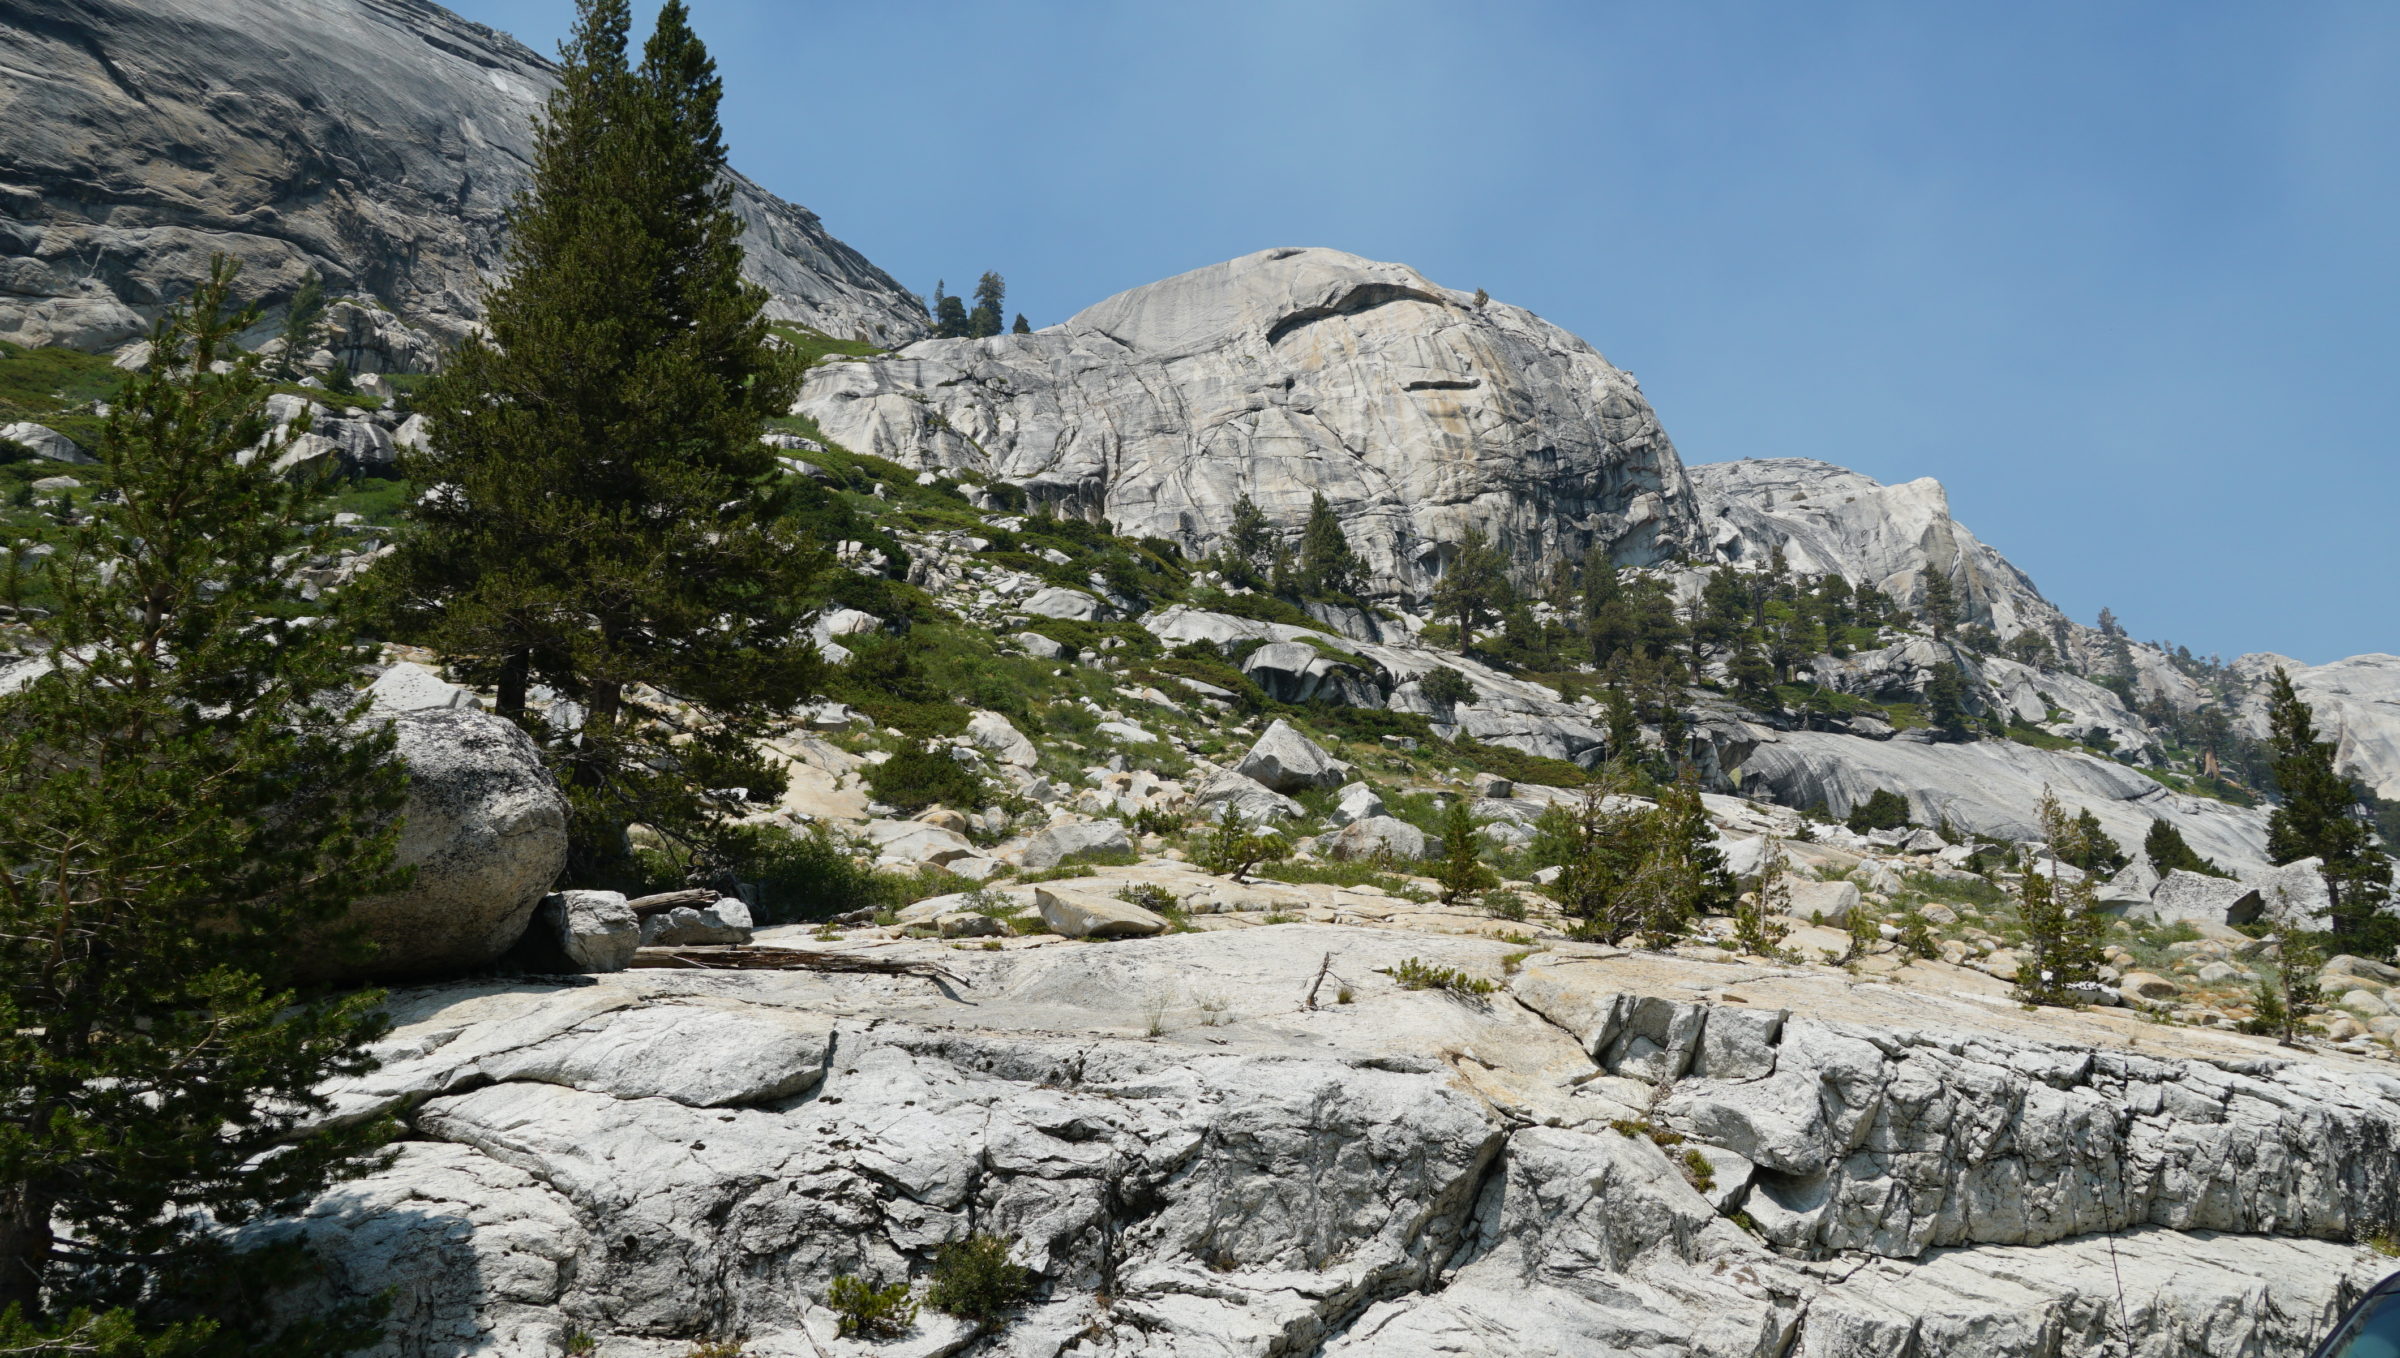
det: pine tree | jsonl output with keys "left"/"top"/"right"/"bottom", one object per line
{"left": 935, "top": 292, "right": 970, "bottom": 338}
{"left": 0, "top": 261, "right": 404, "bottom": 1344}
{"left": 1919, "top": 566, "right": 1960, "bottom": 641}
{"left": 1432, "top": 527, "right": 1509, "bottom": 646}
{"left": 2143, "top": 818, "right": 2227, "bottom": 878}
{"left": 1433, "top": 796, "right": 1495, "bottom": 904}
{"left": 1218, "top": 493, "right": 1273, "bottom": 586}
{"left": 1925, "top": 662, "right": 1975, "bottom": 742}
{"left": 1654, "top": 770, "right": 1737, "bottom": 919}
{"left": 371, "top": 0, "right": 826, "bottom": 884}
{"left": 1011, "top": 313, "right": 1031, "bottom": 335}
{"left": 968, "top": 271, "right": 1005, "bottom": 338}
{"left": 2017, "top": 791, "right": 2108, "bottom": 1005}
{"left": 1735, "top": 836, "right": 1794, "bottom": 956}
{"left": 1295, "top": 491, "right": 1365, "bottom": 598}
{"left": 1546, "top": 778, "right": 1658, "bottom": 944}
{"left": 272, "top": 269, "right": 326, "bottom": 379}
{"left": 2262, "top": 668, "right": 2393, "bottom": 944}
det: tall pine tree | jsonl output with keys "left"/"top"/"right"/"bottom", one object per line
{"left": 0, "top": 261, "right": 403, "bottom": 1348}
{"left": 373, "top": 0, "right": 825, "bottom": 883}
{"left": 1295, "top": 491, "right": 1366, "bottom": 598}
{"left": 2263, "top": 668, "right": 2392, "bottom": 943}
{"left": 968, "top": 271, "right": 1005, "bottom": 338}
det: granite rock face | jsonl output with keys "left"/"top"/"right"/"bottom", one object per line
{"left": 0, "top": 0, "right": 928, "bottom": 355}
{"left": 2236, "top": 651, "right": 2400, "bottom": 800}
{"left": 796, "top": 247, "right": 1700, "bottom": 599}
{"left": 260, "top": 926, "right": 2400, "bottom": 1357}
{"left": 1690, "top": 457, "right": 2067, "bottom": 640}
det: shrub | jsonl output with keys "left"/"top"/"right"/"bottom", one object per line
{"left": 1680, "top": 1148, "right": 1717, "bottom": 1193}
{"left": 722, "top": 824, "right": 891, "bottom": 923}
{"left": 1193, "top": 807, "right": 1289, "bottom": 881}
{"left": 864, "top": 745, "right": 987, "bottom": 813}
{"left": 1419, "top": 666, "right": 1476, "bottom": 708}
{"left": 925, "top": 1234, "right": 1034, "bottom": 1327}
{"left": 1844, "top": 789, "right": 1912, "bottom": 834}
{"left": 826, "top": 1275, "right": 916, "bottom": 1339}
{"left": 1483, "top": 888, "right": 1529, "bottom": 922}
{"left": 1382, "top": 957, "right": 1497, "bottom": 997}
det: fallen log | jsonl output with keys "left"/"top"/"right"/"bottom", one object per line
{"left": 626, "top": 888, "right": 720, "bottom": 919}
{"left": 630, "top": 945, "right": 967, "bottom": 985}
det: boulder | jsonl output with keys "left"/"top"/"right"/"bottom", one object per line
{"left": 365, "top": 660, "right": 477, "bottom": 716}
{"left": 2143, "top": 870, "right": 2260, "bottom": 926}
{"left": 0, "top": 421, "right": 90, "bottom": 464}
{"left": 857, "top": 818, "right": 980, "bottom": 867}
{"left": 505, "top": 890, "right": 639, "bottom": 974}
{"left": 1021, "top": 586, "right": 1110, "bottom": 621}
{"left": 966, "top": 709, "right": 1039, "bottom": 767}
{"left": 1788, "top": 879, "right": 1863, "bottom": 926}
{"left": 1019, "top": 818, "right": 1132, "bottom": 869}
{"left": 1013, "top": 631, "right": 1067, "bottom": 659}
{"left": 1471, "top": 772, "right": 1514, "bottom": 798}
{"left": 1034, "top": 884, "right": 1167, "bottom": 939}
{"left": 321, "top": 709, "right": 567, "bottom": 981}
{"left": 2234, "top": 858, "right": 2333, "bottom": 928}
{"left": 1234, "top": 718, "right": 1353, "bottom": 793}
{"left": 2120, "top": 971, "right": 2181, "bottom": 1001}
{"left": 1327, "top": 780, "right": 1387, "bottom": 827}
{"left": 1317, "top": 815, "right": 1429, "bottom": 862}
{"left": 640, "top": 895, "right": 754, "bottom": 947}
{"left": 1190, "top": 768, "right": 1304, "bottom": 824}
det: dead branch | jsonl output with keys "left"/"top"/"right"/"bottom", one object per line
{"left": 626, "top": 888, "right": 720, "bottom": 918}
{"left": 629, "top": 945, "right": 966, "bottom": 986}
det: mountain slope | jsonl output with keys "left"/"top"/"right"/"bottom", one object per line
{"left": 0, "top": 0, "right": 928, "bottom": 354}
{"left": 795, "top": 247, "right": 1700, "bottom": 596}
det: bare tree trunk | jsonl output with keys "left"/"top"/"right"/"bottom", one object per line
{"left": 0, "top": 1182, "right": 55, "bottom": 1321}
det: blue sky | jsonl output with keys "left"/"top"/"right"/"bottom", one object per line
{"left": 452, "top": 0, "right": 2399, "bottom": 665}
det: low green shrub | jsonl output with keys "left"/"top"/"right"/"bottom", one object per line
{"left": 825, "top": 1275, "right": 915, "bottom": 1338}
{"left": 1381, "top": 957, "right": 1497, "bottom": 997}
{"left": 925, "top": 1234, "right": 1035, "bottom": 1327}
{"left": 863, "top": 746, "right": 988, "bottom": 813}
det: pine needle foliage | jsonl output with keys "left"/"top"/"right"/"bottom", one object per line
{"left": 373, "top": 0, "right": 828, "bottom": 883}
{"left": 2015, "top": 791, "right": 2109, "bottom": 1005}
{"left": 2262, "top": 668, "right": 2393, "bottom": 946}
{"left": 0, "top": 260, "right": 404, "bottom": 1346}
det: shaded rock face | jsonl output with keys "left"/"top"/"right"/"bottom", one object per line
{"left": 0, "top": 0, "right": 928, "bottom": 355}
{"left": 796, "top": 247, "right": 1700, "bottom": 598}
{"left": 1690, "top": 457, "right": 2065, "bottom": 640}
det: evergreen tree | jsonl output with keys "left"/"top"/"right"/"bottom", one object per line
{"left": 1654, "top": 770, "right": 1737, "bottom": 919}
{"left": 935, "top": 291, "right": 970, "bottom": 338}
{"left": 1735, "top": 836, "right": 1794, "bottom": 957}
{"left": 1919, "top": 566, "right": 1960, "bottom": 641}
{"left": 1924, "top": 661, "right": 1975, "bottom": 742}
{"left": 967, "top": 271, "right": 1005, "bottom": 338}
{"left": 2004, "top": 630, "right": 2055, "bottom": 669}
{"left": 2017, "top": 792, "right": 2108, "bottom": 1005}
{"left": 1011, "top": 313, "right": 1031, "bottom": 335}
{"left": 0, "top": 262, "right": 404, "bottom": 1345}
{"left": 1545, "top": 778, "right": 1661, "bottom": 945}
{"left": 2060, "top": 807, "right": 2127, "bottom": 875}
{"left": 372, "top": 0, "right": 827, "bottom": 884}
{"left": 1295, "top": 491, "right": 1365, "bottom": 598}
{"left": 1218, "top": 493, "right": 1274, "bottom": 587}
{"left": 272, "top": 269, "right": 326, "bottom": 379}
{"left": 1433, "top": 796, "right": 1496, "bottom": 904}
{"left": 2262, "top": 668, "right": 2393, "bottom": 944}
{"left": 2143, "top": 818, "right": 2226, "bottom": 878}
{"left": 1431, "top": 527, "right": 1509, "bottom": 646}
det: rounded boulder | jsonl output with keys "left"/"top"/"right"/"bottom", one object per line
{"left": 316, "top": 708, "right": 569, "bottom": 982}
